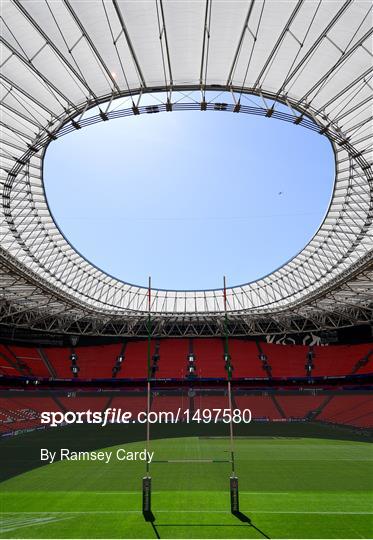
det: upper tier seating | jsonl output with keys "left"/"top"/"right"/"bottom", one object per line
{"left": 157, "top": 339, "right": 188, "bottom": 378}
{"left": 43, "top": 348, "right": 73, "bottom": 378}
{"left": 0, "top": 345, "right": 20, "bottom": 377}
{"left": 0, "top": 340, "right": 371, "bottom": 380}
{"left": 312, "top": 344, "right": 372, "bottom": 376}
{"left": 75, "top": 344, "right": 122, "bottom": 378}
{"left": 193, "top": 338, "right": 226, "bottom": 377}
{"left": 2, "top": 346, "right": 51, "bottom": 377}
{"left": 260, "top": 343, "right": 307, "bottom": 377}
{"left": 229, "top": 340, "right": 265, "bottom": 378}
{"left": 120, "top": 340, "right": 155, "bottom": 378}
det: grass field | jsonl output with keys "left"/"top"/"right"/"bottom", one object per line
{"left": 0, "top": 436, "right": 372, "bottom": 538}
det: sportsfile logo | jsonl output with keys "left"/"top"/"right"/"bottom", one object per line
{"left": 41, "top": 408, "right": 153, "bottom": 427}
{"left": 41, "top": 408, "right": 252, "bottom": 426}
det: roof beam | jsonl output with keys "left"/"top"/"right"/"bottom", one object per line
{"left": 0, "top": 38, "right": 77, "bottom": 110}
{"left": 253, "top": 0, "right": 305, "bottom": 90}
{"left": 11, "top": 0, "right": 99, "bottom": 101}
{"left": 226, "top": 0, "right": 255, "bottom": 87}
{"left": 320, "top": 67, "right": 373, "bottom": 111}
{"left": 277, "top": 0, "right": 353, "bottom": 94}
{"left": 0, "top": 74, "right": 56, "bottom": 117}
{"left": 63, "top": 0, "right": 121, "bottom": 94}
{"left": 111, "top": 0, "right": 147, "bottom": 88}
{"left": 199, "top": 0, "right": 211, "bottom": 87}
{"left": 158, "top": 0, "right": 173, "bottom": 86}
{"left": 299, "top": 27, "right": 373, "bottom": 103}
{"left": 0, "top": 100, "right": 43, "bottom": 130}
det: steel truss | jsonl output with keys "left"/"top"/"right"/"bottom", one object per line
{"left": 0, "top": 0, "right": 372, "bottom": 337}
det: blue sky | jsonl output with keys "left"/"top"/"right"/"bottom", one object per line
{"left": 44, "top": 96, "right": 334, "bottom": 290}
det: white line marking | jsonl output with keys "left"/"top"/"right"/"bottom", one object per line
{"left": 0, "top": 515, "right": 73, "bottom": 534}
{"left": 66, "top": 491, "right": 292, "bottom": 495}
{"left": 1, "top": 510, "right": 372, "bottom": 515}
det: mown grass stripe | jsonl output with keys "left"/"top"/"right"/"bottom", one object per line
{"left": 1, "top": 510, "right": 372, "bottom": 515}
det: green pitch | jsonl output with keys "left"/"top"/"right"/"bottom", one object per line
{"left": 0, "top": 436, "right": 372, "bottom": 538}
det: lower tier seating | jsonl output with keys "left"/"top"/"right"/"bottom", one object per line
{"left": 0, "top": 392, "right": 371, "bottom": 433}
{"left": 277, "top": 396, "right": 325, "bottom": 418}
{"left": 317, "top": 395, "right": 373, "bottom": 428}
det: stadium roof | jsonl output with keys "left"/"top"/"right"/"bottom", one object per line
{"left": 0, "top": 0, "right": 372, "bottom": 337}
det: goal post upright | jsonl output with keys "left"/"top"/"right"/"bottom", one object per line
{"left": 143, "top": 276, "right": 152, "bottom": 515}
{"left": 224, "top": 276, "right": 239, "bottom": 513}
{"left": 146, "top": 275, "right": 152, "bottom": 474}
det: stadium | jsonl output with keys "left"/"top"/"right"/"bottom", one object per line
{"left": 0, "top": 0, "right": 372, "bottom": 538}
